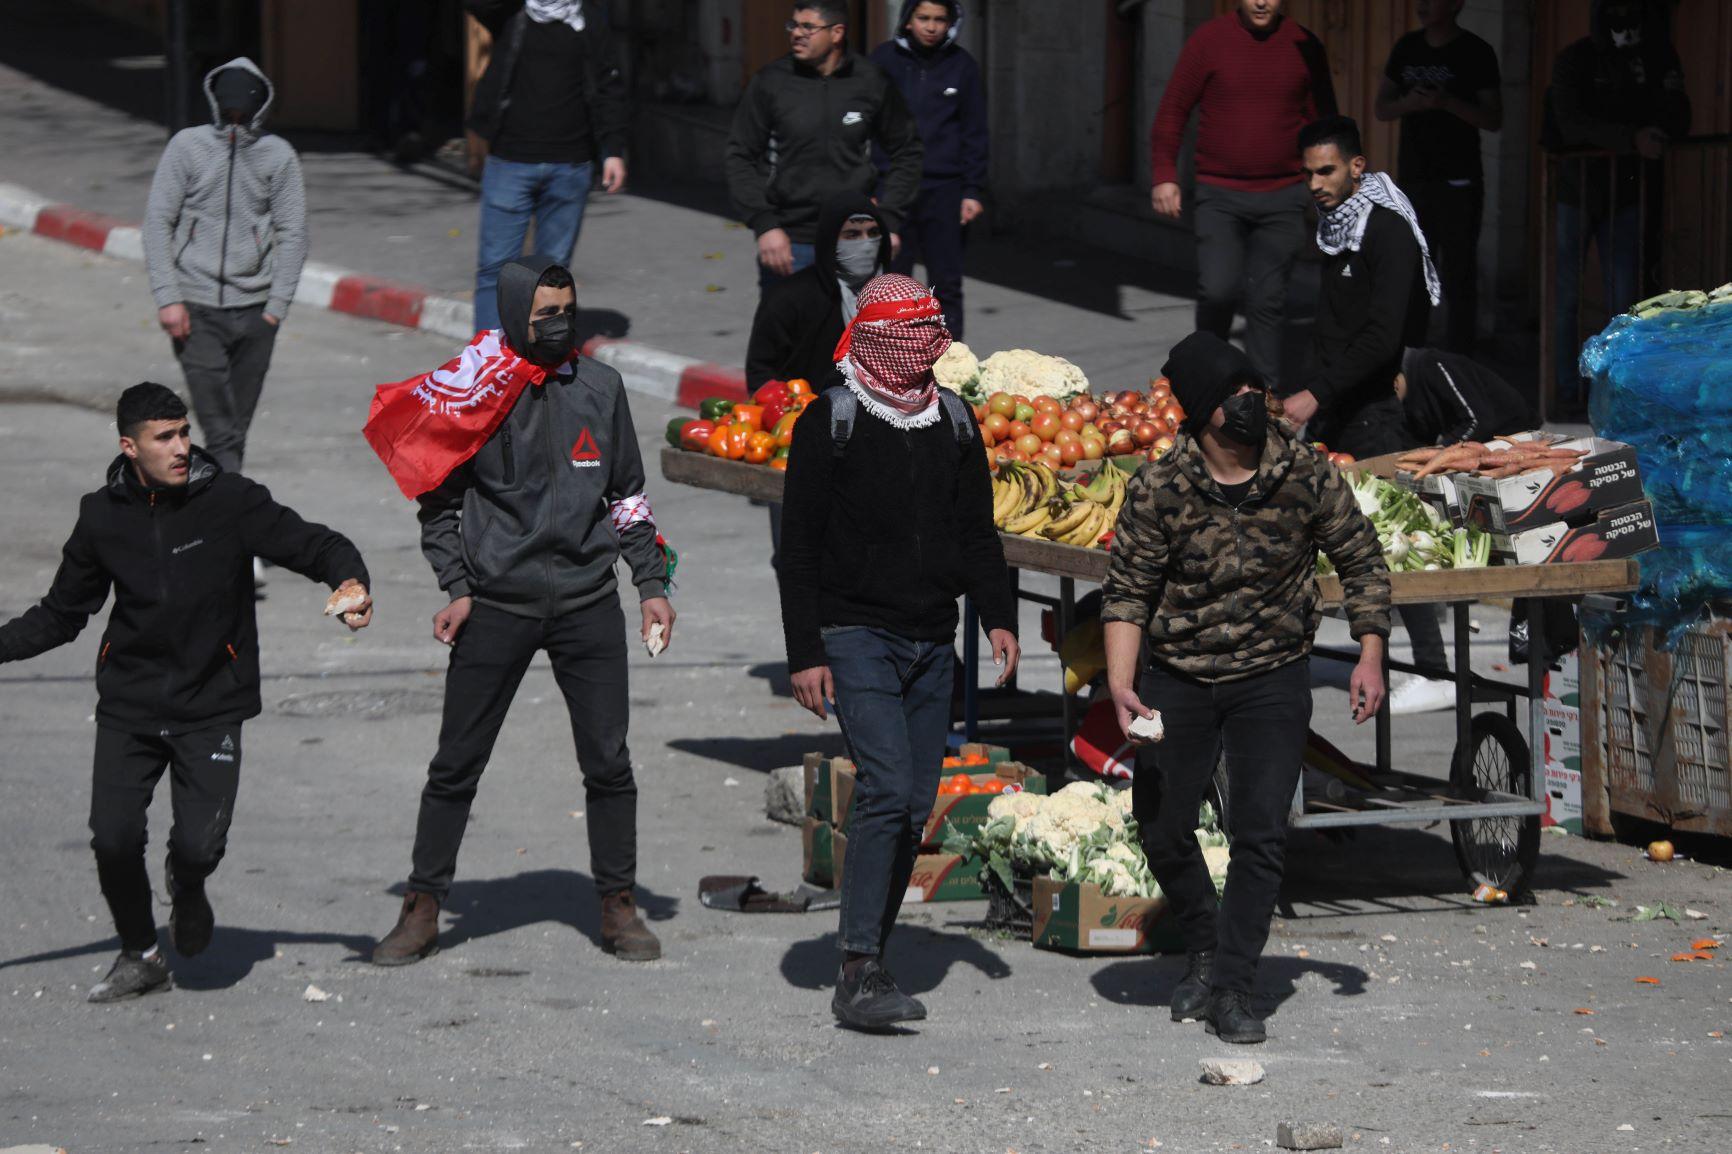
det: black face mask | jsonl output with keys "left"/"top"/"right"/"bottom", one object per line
{"left": 1218, "top": 391, "right": 1268, "bottom": 448}
{"left": 527, "top": 312, "right": 576, "bottom": 366}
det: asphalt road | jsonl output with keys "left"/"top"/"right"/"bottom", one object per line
{"left": 1, "top": 231, "right": 1728, "bottom": 1153}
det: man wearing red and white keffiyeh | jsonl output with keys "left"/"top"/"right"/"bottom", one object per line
{"left": 779, "top": 272, "right": 1020, "bottom": 1031}
{"left": 832, "top": 273, "right": 953, "bottom": 428}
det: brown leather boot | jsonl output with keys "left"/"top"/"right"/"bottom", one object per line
{"left": 371, "top": 891, "right": 440, "bottom": 966}
{"left": 600, "top": 890, "right": 662, "bottom": 961}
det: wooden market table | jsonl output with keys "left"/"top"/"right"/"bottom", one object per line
{"left": 662, "top": 448, "right": 1641, "bottom": 888}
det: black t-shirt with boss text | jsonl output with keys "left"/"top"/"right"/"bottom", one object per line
{"left": 1384, "top": 28, "right": 1502, "bottom": 185}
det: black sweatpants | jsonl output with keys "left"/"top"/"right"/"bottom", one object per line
{"left": 1407, "top": 180, "right": 1483, "bottom": 355}
{"left": 90, "top": 723, "right": 243, "bottom": 953}
{"left": 1133, "top": 659, "right": 1311, "bottom": 994}
{"left": 173, "top": 302, "right": 279, "bottom": 474}
{"left": 408, "top": 597, "right": 637, "bottom": 901}
{"left": 889, "top": 179, "right": 967, "bottom": 340}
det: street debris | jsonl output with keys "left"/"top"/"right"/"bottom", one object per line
{"left": 1647, "top": 840, "right": 1675, "bottom": 862}
{"left": 1200, "top": 1059, "right": 1265, "bottom": 1086}
{"left": 1276, "top": 1120, "right": 1344, "bottom": 1150}
{"left": 641, "top": 1117, "right": 672, "bottom": 1127}
{"left": 1635, "top": 976, "right": 1662, "bottom": 985}
{"left": 302, "top": 984, "right": 330, "bottom": 1003}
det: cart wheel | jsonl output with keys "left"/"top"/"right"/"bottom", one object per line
{"left": 1206, "top": 749, "right": 1233, "bottom": 845}
{"left": 1449, "top": 712, "right": 1540, "bottom": 893}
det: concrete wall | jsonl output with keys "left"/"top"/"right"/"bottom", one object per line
{"left": 981, "top": 0, "right": 1109, "bottom": 196}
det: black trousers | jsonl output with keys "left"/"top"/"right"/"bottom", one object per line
{"left": 90, "top": 723, "right": 243, "bottom": 953}
{"left": 408, "top": 598, "right": 637, "bottom": 901}
{"left": 889, "top": 179, "right": 967, "bottom": 340}
{"left": 172, "top": 303, "right": 279, "bottom": 474}
{"left": 1192, "top": 182, "right": 1311, "bottom": 388}
{"left": 1407, "top": 180, "right": 1483, "bottom": 354}
{"left": 1133, "top": 659, "right": 1311, "bottom": 994}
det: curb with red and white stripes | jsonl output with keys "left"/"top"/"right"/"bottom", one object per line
{"left": 0, "top": 181, "right": 749, "bottom": 409}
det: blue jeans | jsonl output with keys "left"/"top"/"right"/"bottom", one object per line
{"left": 757, "top": 242, "right": 817, "bottom": 291}
{"left": 474, "top": 156, "right": 594, "bottom": 332}
{"left": 1554, "top": 201, "right": 1639, "bottom": 396}
{"left": 824, "top": 626, "right": 955, "bottom": 956}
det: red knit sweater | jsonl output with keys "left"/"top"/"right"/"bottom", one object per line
{"left": 1150, "top": 12, "right": 1337, "bottom": 192}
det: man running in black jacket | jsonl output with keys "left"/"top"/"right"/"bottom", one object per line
{"left": 726, "top": 2, "right": 923, "bottom": 288}
{"left": 0, "top": 383, "right": 371, "bottom": 1002}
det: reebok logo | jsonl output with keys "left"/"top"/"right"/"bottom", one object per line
{"left": 221, "top": 734, "right": 234, "bottom": 752}
{"left": 172, "top": 538, "right": 205, "bottom": 555}
{"left": 1340, "top": 265, "right": 1353, "bottom": 278}
{"left": 570, "top": 427, "right": 602, "bottom": 469}
{"left": 841, "top": 110, "right": 864, "bottom": 126}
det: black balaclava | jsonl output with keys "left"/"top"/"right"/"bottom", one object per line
{"left": 496, "top": 255, "right": 575, "bottom": 367}
{"left": 1161, "top": 331, "right": 1262, "bottom": 439}
{"left": 212, "top": 67, "right": 267, "bottom": 125}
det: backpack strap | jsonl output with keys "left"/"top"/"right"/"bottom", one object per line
{"left": 826, "top": 384, "right": 974, "bottom": 458}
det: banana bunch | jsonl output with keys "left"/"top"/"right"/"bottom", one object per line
{"left": 990, "top": 462, "right": 1127, "bottom": 549}
{"left": 993, "top": 461, "right": 1059, "bottom": 535}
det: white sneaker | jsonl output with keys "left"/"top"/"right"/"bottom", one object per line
{"left": 1388, "top": 674, "right": 1456, "bottom": 715}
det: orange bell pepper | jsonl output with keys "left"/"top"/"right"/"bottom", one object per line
{"left": 787, "top": 378, "right": 813, "bottom": 398}
{"left": 708, "top": 422, "right": 751, "bottom": 460}
{"left": 744, "top": 430, "right": 776, "bottom": 464}
{"left": 769, "top": 455, "right": 789, "bottom": 472}
{"left": 772, "top": 412, "right": 800, "bottom": 448}
{"left": 730, "top": 403, "right": 765, "bottom": 433}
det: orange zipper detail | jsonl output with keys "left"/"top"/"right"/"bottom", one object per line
{"left": 226, "top": 644, "right": 238, "bottom": 660}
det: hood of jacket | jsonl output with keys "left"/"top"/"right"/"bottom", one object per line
{"left": 1590, "top": 0, "right": 1663, "bottom": 51}
{"left": 1171, "top": 420, "right": 1297, "bottom": 508}
{"left": 202, "top": 57, "right": 275, "bottom": 137}
{"left": 813, "top": 191, "right": 893, "bottom": 299}
{"left": 106, "top": 445, "right": 222, "bottom": 502}
{"left": 1398, "top": 346, "right": 1449, "bottom": 444}
{"left": 496, "top": 255, "right": 563, "bottom": 356}
{"left": 894, "top": 0, "right": 964, "bottom": 52}
{"left": 1162, "top": 330, "right": 1262, "bottom": 437}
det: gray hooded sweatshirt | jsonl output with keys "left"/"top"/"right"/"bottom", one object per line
{"left": 144, "top": 58, "right": 307, "bottom": 319}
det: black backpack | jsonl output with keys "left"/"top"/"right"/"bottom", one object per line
{"left": 824, "top": 385, "right": 974, "bottom": 458}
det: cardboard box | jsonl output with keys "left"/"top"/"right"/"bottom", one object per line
{"left": 1432, "top": 437, "right": 1645, "bottom": 533}
{"left": 801, "top": 818, "right": 847, "bottom": 888}
{"left": 1544, "top": 650, "right": 1581, "bottom": 709}
{"left": 1543, "top": 760, "right": 1583, "bottom": 835}
{"left": 1543, "top": 700, "right": 1582, "bottom": 772}
{"left": 1031, "top": 876, "right": 1186, "bottom": 955}
{"left": 902, "top": 852, "right": 985, "bottom": 904}
{"left": 804, "top": 745, "right": 1013, "bottom": 827}
{"left": 1493, "top": 500, "right": 1660, "bottom": 566}
{"left": 820, "top": 760, "right": 1044, "bottom": 843}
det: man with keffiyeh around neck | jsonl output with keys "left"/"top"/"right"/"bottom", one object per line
{"left": 778, "top": 274, "right": 1019, "bottom": 1031}
{"left": 1285, "top": 115, "right": 1438, "bottom": 460}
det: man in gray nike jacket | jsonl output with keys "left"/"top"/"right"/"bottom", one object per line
{"left": 144, "top": 58, "right": 307, "bottom": 476}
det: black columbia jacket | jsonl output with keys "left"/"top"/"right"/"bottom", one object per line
{"left": 0, "top": 450, "right": 368, "bottom": 733}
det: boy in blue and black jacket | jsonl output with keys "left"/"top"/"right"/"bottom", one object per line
{"left": 871, "top": 0, "right": 988, "bottom": 339}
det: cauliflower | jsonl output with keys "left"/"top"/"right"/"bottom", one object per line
{"left": 1202, "top": 844, "right": 1231, "bottom": 881}
{"left": 933, "top": 342, "right": 980, "bottom": 393}
{"left": 1092, "top": 859, "right": 1141, "bottom": 897}
{"left": 1104, "top": 841, "right": 1141, "bottom": 865}
{"left": 977, "top": 349, "right": 1089, "bottom": 400}
{"left": 987, "top": 791, "right": 1043, "bottom": 823}
{"left": 1109, "top": 787, "right": 1135, "bottom": 816}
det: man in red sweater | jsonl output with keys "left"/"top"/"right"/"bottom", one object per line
{"left": 1150, "top": 0, "right": 1336, "bottom": 389}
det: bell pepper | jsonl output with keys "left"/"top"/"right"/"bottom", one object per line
{"left": 744, "top": 430, "right": 777, "bottom": 465}
{"left": 679, "top": 419, "right": 715, "bottom": 453}
{"left": 708, "top": 421, "right": 751, "bottom": 461}
{"left": 666, "top": 417, "right": 690, "bottom": 447}
{"left": 753, "top": 380, "right": 790, "bottom": 407}
{"left": 769, "top": 455, "right": 790, "bottom": 472}
{"left": 730, "top": 403, "right": 765, "bottom": 433}
{"left": 772, "top": 411, "right": 800, "bottom": 448}
{"left": 699, "top": 397, "right": 735, "bottom": 423}
{"left": 760, "top": 393, "right": 790, "bottom": 429}
{"left": 787, "top": 378, "right": 813, "bottom": 398}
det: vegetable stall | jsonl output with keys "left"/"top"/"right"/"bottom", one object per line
{"left": 660, "top": 443, "right": 1639, "bottom": 893}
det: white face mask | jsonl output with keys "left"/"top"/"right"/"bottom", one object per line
{"left": 835, "top": 236, "right": 880, "bottom": 287}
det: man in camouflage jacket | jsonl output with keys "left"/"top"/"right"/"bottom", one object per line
{"left": 1101, "top": 331, "right": 1390, "bottom": 1045}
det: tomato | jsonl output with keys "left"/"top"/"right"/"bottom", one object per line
{"left": 744, "top": 430, "right": 776, "bottom": 464}
{"left": 679, "top": 419, "right": 715, "bottom": 453}
{"left": 941, "top": 773, "right": 975, "bottom": 796}
{"left": 987, "top": 391, "right": 1018, "bottom": 417}
{"left": 730, "top": 403, "right": 765, "bottom": 433}
{"left": 787, "top": 378, "right": 813, "bottom": 398}
{"left": 1013, "top": 402, "right": 1037, "bottom": 423}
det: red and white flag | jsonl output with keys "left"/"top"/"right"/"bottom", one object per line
{"left": 364, "top": 331, "right": 555, "bottom": 500}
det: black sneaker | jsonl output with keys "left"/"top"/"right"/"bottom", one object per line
{"left": 831, "top": 960, "right": 927, "bottom": 1030}
{"left": 166, "top": 853, "right": 214, "bottom": 957}
{"left": 88, "top": 950, "right": 172, "bottom": 1003}
{"left": 1170, "top": 950, "right": 1215, "bottom": 1022}
{"left": 1203, "top": 989, "right": 1266, "bottom": 1044}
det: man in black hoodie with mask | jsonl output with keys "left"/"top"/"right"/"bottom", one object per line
{"left": 368, "top": 256, "right": 674, "bottom": 968}
{"left": 746, "top": 191, "right": 893, "bottom": 391}
{"left": 0, "top": 383, "right": 371, "bottom": 1002}
{"left": 871, "top": 0, "right": 988, "bottom": 339}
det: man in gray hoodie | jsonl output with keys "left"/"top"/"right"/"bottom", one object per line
{"left": 145, "top": 59, "right": 307, "bottom": 477}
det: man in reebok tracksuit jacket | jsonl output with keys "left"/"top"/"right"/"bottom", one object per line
{"left": 0, "top": 383, "right": 371, "bottom": 1002}
{"left": 367, "top": 256, "right": 674, "bottom": 966}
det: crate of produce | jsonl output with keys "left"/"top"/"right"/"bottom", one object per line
{"left": 1030, "top": 877, "right": 1185, "bottom": 955}
{"left": 1580, "top": 613, "right": 1732, "bottom": 838}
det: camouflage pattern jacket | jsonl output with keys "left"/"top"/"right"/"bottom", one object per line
{"left": 1101, "top": 426, "right": 1390, "bottom": 682}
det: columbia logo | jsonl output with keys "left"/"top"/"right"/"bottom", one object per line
{"left": 172, "top": 538, "right": 205, "bottom": 554}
